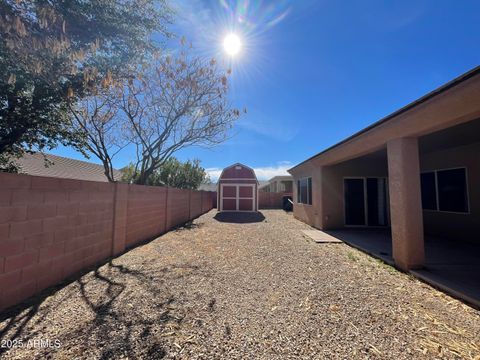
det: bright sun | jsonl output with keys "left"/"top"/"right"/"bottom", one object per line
{"left": 223, "top": 33, "right": 242, "bottom": 56}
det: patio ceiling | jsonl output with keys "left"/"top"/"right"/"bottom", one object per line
{"left": 419, "top": 117, "right": 480, "bottom": 154}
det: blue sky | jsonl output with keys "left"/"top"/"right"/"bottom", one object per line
{"left": 53, "top": 0, "right": 480, "bottom": 181}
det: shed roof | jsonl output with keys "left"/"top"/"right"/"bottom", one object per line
{"left": 218, "top": 163, "right": 258, "bottom": 183}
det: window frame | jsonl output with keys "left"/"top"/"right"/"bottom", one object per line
{"left": 297, "top": 177, "right": 313, "bottom": 205}
{"left": 420, "top": 167, "right": 470, "bottom": 215}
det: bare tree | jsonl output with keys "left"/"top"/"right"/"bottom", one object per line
{"left": 68, "top": 44, "right": 241, "bottom": 184}
{"left": 121, "top": 49, "right": 241, "bottom": 184}
{"left": 68, "top": 85, "right": 130, "bottom": 181}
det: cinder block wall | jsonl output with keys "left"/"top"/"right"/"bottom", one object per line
{"left": 125, "top": 185, "right": 167, "bottom": 248}
{"left": 166, "top": 187, "right": 190, "bottom": 229}
{"left": 201, "top": 191, "right": 211, "bottom": 214}
{"left": 0, "top": 172, "right": 214, "bottom": 312}
{"left": 190, "top": 191, "right": 203, "bottom": 219}
{"left": 258, "top": 192, "right": 290, "bottom": 209}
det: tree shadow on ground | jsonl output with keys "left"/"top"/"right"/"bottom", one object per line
{"left": 0, "top": 259, "right": 207, "bottom": 359}
{"left": 0, "top": 269, "right": 92, "bottom": 357}
{"left": 174, "top": 220, "right": 204, "bottom": 231}
{"left": 72, "top": 261, "right": 188, "bottom": 359}
{"left": 214, "top": 212, "right": 265, "bottom": 224}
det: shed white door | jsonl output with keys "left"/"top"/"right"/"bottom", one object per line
{"left": 221, "top": 184, "right": 256, "bottom": 212}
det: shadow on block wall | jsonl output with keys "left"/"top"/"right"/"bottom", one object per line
{"left": 0, "top": 202, "right": 214, "bottom": 358}
{"left": 0, "top": 172, "right": 215, "bottom": 313}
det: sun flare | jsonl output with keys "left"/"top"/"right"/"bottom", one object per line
{"left": 223, "top": 33, "right": 242, "bottom": 56}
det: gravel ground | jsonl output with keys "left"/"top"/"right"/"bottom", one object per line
{"left": 1, "top": 210, "right": 479, "bottom": 359}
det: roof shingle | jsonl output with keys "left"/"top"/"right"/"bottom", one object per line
{"left": 15, "top": 153, "right": 122, "bottom": 182}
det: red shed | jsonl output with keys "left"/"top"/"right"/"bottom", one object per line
{"left": 218, "top": 163, "right": 258, "bottom": 212}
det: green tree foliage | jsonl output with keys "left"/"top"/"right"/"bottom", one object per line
{"left": 0, "top": 0, "right": 172, "bottom": 170}
{"left": 121, "top": 158, "right": 209, "bottom": 190}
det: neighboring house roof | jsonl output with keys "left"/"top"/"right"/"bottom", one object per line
{"left": 259, "top": 176, "right": 293, "bottom": 189}
{"left": 289, "top": 65, "right": 480, "bottom": 172}
{"left": 198, "top": 183, "right": 217, "bottom": 192}
{"left": 259, "top": 180, "right": 269, "bottom": 187}
{"left": 267, "top": 175, "right": 293, "bottom": 182}
{"left": 16, "top": 153, "right": 122, "bottom": 182}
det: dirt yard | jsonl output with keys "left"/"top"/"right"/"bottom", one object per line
{"left": 1, "top": 210, "right": 479, "bottom": 359}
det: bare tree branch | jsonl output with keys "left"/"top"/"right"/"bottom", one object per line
{"left": 68, "top": 44, "right": 242, "bottom": 185}
{"left": 68, "top": 85, "right": 130, "bottom": 181}
{"left": 120, "top": 47, "right": 241, "bottom": 184}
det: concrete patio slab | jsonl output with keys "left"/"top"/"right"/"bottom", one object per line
{"left": 324, "top": 228, "right": 480, "bottom": 308}
{"left": 301, "top": 229, "right": 343, "bottom": 243}
{"left": 325, "top": 229, "right": 394, "bottom": 265}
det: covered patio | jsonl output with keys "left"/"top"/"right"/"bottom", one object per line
{"left": 326, "top": 228, "right": 480, "bottom": 308}
{"left": 291, "top": 105, "right": 480, "bottom": 309}
{"left": 290, "top": 69, "right": 480, "bottom": 298}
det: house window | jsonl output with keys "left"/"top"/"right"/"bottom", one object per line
{"left": 420, "top": 168, "right": 469, "bottom": 213}
{"left": 437, "top": 168, "right": 469, "bottom": 213}
{"left": 297, "top": 177, "right": 312, "bottom": 205}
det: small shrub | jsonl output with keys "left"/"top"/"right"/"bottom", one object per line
{"left": 347, "top": 251, "right": 359, "bottom": 262}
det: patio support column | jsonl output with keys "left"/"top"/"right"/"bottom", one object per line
{"left": 387, "top": 137, "right": 425, "bottom": 271}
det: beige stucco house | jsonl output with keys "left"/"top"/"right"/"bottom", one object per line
{"left": 288, "top": 66, "right": 480, "bottom": 280}
{"left": 260, "top": 175, "right": 293, "bottom": 193}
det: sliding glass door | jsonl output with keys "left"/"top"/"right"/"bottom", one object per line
{"left": 344, "top": 178, "right": 389, "bottom": 226}
{"left": 344, "top": 178, "right": 366, "bottom": 225}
